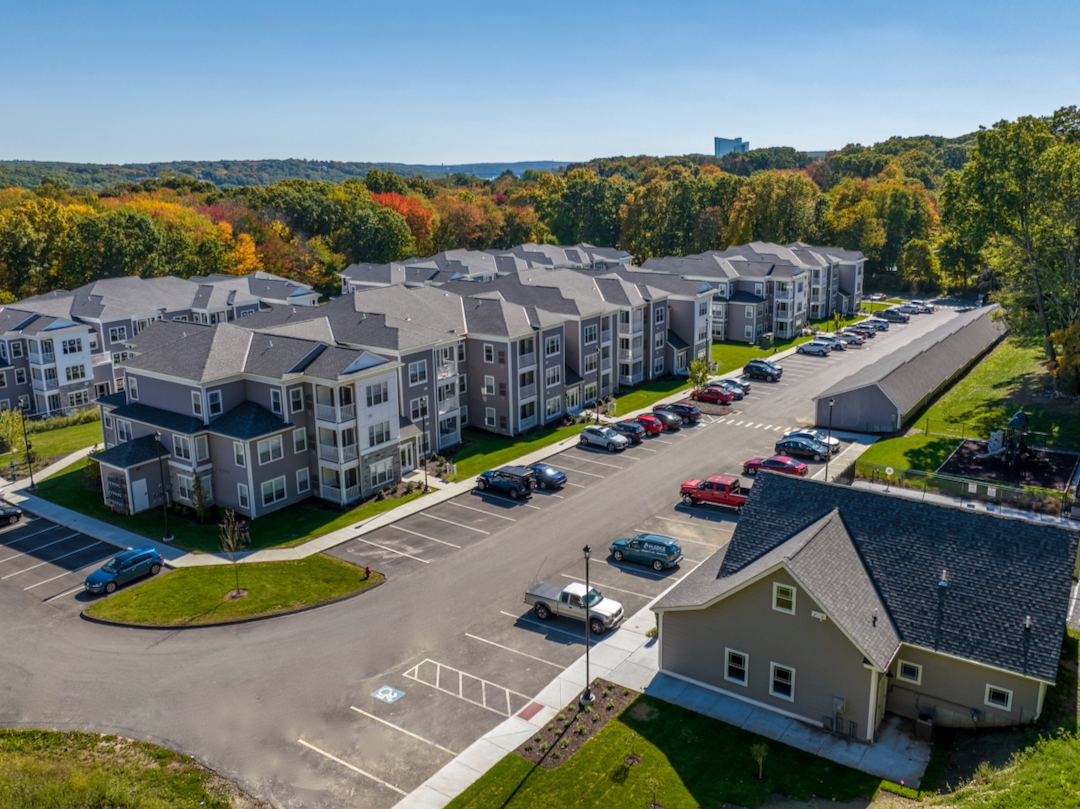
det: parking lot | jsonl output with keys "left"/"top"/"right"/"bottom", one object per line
{"left": 0, "top": 513, "right": 122, "bottom": 611}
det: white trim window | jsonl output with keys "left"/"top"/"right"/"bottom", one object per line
{"left": 457, "top": 342, "right": 466, "bottom": 362}
{"left": 10, "top": 341, "right": 22, "bottom": 358}
{"left": 409, "top": 360, "right": 428, "bottom": 384}
{"left": 483, "top": 344, "right": 494, "bottom": 364}
{"left": 69, "top": 390, "right": 89, "bottom": 407}
{"left": 192, "top": 391, "right": 203, "bottom": 416}
{"left": 770, "top": 663, "right": 795, "bottom": 701}
{"left": 897, "top": 660, "right": 922, "bottom": 685}
{"left": 654, "top": 307, "right": 665, "bottom": 325}
{"left": 257, "top": 435, "right": 283, "bottom": 465}
{"left": 116, "top": 419, "right": 133, "bottom": 443}
{"left": 984, "top": 684, "right": 1013, "bottom": 711}
{"left": 545, "top": 365, "right": 561, "bottom": 388}
{"left": 366, "top": 380, "right": 389, "bottom": 407}
{"left": 744, "top": 306, "right": 754, "bottom": 319}
{"left": 725, "top": 649, "right": 748, "bottom": 686}
{"left": 195, "top": 435, "right": 209, "bottom": 463}
{"left": 458, "top": 374, "right": 467, "bottom": 394}
{"left": 583, "top": 324, "right": 598, "bottom": 344}
{"left": 368, "top": 420, "right": 391, "bottom": 447}
{"left": 293, "top": 428, "right": 307, "bottom": 453}
{"left": 15, "top": 368, "right": 26, "bottom": 385}
{"left": 410, "top": 397, "right": 428, "bottom": 420}
{"left": 270, "top": 389, "right": 282, "bottom": 415}
{"left": 290, "top": 387, "right": 304, "bottom": 413}
{"left": 173, "top": 435, "right": 192, "bottom": 461}
{"left": 655, "top": 332, "right": 665, "bottom": 350}
{"left": 261, "top": 476, "right": 286, "bottom": 506}
{"left": 773, "top": 583, "right": 796, "bottom": 614}
{"left": 744, "top": 325, "right": 753, "bottom": 339}
{"left": 459, "top": 405, "right": 468, "bottom": 425}
{"left": 483, "top": 376, "right": 495, "bottom": 396}
{"left": 545, "top": 396, "right": 561, "bottom": 418}
{"left": 545, "top": 335, "right": 561, "bottom": 357}
{"left": 177, "top": 474, "right": 194, "bottom": 502}
{"left": 295, "top": 467, "right": 310, "bottom": 493}
{"left": 109, "top": 326, "right": 127, "bottom": 343}
{"left": 584, "top": 353, "right": 598, "bottom": 373}
{"left": 370, "top": 457, "right": 394, "bottom": 487}
{"left": 65, "top": 364, "right": 87, "bottom": 382}
{"left": 127, "top": 376, "right": 139, "bottom": 400}
{"left": 104, "top": 414, "right": 114, "bottom": 429}
{"left": 237, "top": 483, "right": 250, "bottom": 509}
{"left": 485, "top": 407, "right": 496, "bottom": 427}
{"left": 654, "top": 357, "right": 664, "bottom": 375}
{"left": 62, "top": 337, "right": 82, "bottom": 354}
{"left": 207, "top": 390, "right": 222, "bottom": 417}
{"left": 0, "top": 372, "right": 7, "bottom": 389}
{"left": 234, "top": 441, "right": 245, "bottom": 467}
{"left": 699, "top": 301, "right": 708, "bottom": 316}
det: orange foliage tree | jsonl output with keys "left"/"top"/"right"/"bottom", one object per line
{"left": 371, "top": 192, "right": 435, "bottom": 255}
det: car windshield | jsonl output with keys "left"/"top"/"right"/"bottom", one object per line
{"left": 101, "top": 558, "right": 122, "bottom": 573}
{"left": 587, "top": 588, "right": 603, "bottom": 607}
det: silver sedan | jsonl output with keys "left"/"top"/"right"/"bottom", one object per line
{"left": 579, "top": 425, "right": 630, "bottom": 452}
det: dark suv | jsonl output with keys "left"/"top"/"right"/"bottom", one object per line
{"left": 743, "top": 359, "right": 783, "bottom": 382}
{"left": 653, "top": 401, "right": 702, "bottom": 424}
{"left": 879, "top": 308, "right": 910, "bottom": 323}
{"left": 476, "top": 466, "right": 535, "bottom": 499}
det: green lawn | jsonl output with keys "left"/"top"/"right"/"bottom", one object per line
{"left": 447, "top": 695, "right": 883, "bottom": 809}
{"left": 0, "top": 420, "right": 103, "bottom": 469}
{"left": 859, "top": 338, "right": 1078, "bottom": 471}
{"left": 863, "top": 299, "right": 905, "bottom": 314}
{"left": 611, "top": 378, "right": 692, "bottom": 413}
{"left": 452, "top": 424, "right": 586, "bottom": 479}
{"left": 0, "top": 729, "right": 243, "bottom": 808}
{"left": 85, "top": 554, "right": 382, "bottom": 626}
{"left": 33, "top": 465, "right": 425, "bottom": 553}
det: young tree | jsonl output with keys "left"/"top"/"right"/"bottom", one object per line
{"left": 191, "top": 473, "right": 211, "bottom": 521}
{"left": 0, "top": 408, "right": 25, "bottom": 459}
{"left": 688, "top": 357, "right": 710, "bottom": 391}
{"left": 218, "top": 508, "right": 251, "bottom": 598}
{"left": 750, "top": 741, "right": 768, "bottom": 780}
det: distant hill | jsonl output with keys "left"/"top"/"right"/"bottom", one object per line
{"left": 0, "top": 158, "right": 570, "bottom": 191}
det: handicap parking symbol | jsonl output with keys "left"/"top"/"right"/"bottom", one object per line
{"left": 371, "top": 685, "right": 405, "bottom": 704}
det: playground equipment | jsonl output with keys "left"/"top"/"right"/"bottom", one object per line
{"left": 1004, "top": 411, "right": 1030, "bottom": 467}
{"left": 976, "top": 430, "right": 1006, "bottom": 461}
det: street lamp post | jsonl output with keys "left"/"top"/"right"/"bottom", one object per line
{"left": 580, "top": 544, "right": 595, "bottom": 707}
{"left": 422, "top": 394, "right": 430, "bottom": 493}
{"left": 20, "top": 403, "right": 35, "bottom": 491}
{"left": 154, "top": 432, "right": 173, "bottom": 542}
{"left": 825, "top": 398, "right": 835, "bottom": 482}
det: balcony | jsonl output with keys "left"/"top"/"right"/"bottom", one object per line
{"left": 316, "top": 403, "right": 356, "bottom": 423}
{"left": 320, "top": 443, "right": 360, "bottom": 463}
{"left": 774, "top": 288, "right": 794, "bottom": 301}
{"left": 518, "top": 351, "right": 536, "bottom": 370}
{"left": 518, "top": 383, "right": 536, "bottom": 399}
{"left": 601, "top": 357, "right": 612, "bottom": 371}
{"left": 617, "top": 320, "right": 644, "bottom": 335}
{"left": 437, "top": 396, "right": 458, "bottom": 416}
{"left": 28, "top": 351, "right": 55, "bottom": 366}
{"left": 436, "top": 363, "right": 456, "bottom": 381}
{"left": 617, "top": 349, "right": 633, "bottom": 362}
{"left": 618, "top": 373, "right": 644, "bottom": 386}
{"left": 519, "top": 415, "right": 537, "bottom": 431}
{"left": 32, "top": 376, "right": 59, "bottom": 392}
{"left": 345, "top": 484, "right": 361, "bottom": 502}
{"left": 600, "top": 328, "right": 612, "bottom": 343}
{"left": 91, "top": 354, "right": 112, "bottom": 366}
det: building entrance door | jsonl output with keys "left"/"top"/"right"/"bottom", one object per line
{"left": 400, "top": 443, "right": 414, "bottom": 473}
{"left": 131, "top": 478, "right": 149, "bottom": 513}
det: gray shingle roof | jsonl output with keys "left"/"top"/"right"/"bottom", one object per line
{"left": 657, "top": 473, "right": 1078, "bottom": 682}
{"left": 92, "top": 434, "right": 171, "bottom": 470}
{"left": 814, "top": 307, "right": 1006, "bottom": 413}
{"left": 667, "top": 330, "right": 689, "bottom": 350}
{"left": 208, "top": 401, "right": 289, "bottom": 441}
{"left": 108, "top": 402, "right": 206, "bottom": 435}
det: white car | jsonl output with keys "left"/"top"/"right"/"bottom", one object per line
{"left": 838, "top": 331, "right": 864, "bottom": 346}
{"left": 896, "top": 303, "right": 923, "bottom": 315}
{"left": 814, "top": 334, "right": 847, "bottom": 351}
{"left": 783, "top": 428, "right": 841, "bottom": 452}
{"left": 911, "top": 300, "right": 935, "bottom": 313}
{"left": 797, "top": 340, "right": 832, "bottom": 356}
{"left": 579, "top": 425, "right": 630, "bottom": 452}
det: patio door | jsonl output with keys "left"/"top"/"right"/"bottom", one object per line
{"left": 400, "top": 443, "right": 414, "bottom": 473}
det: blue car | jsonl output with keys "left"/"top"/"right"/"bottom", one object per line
{"left": 774, "top": 436, "right": 831, "bottom": 462}
{"left": 84, "top": 546, "right": 164, "bottom": 595}
{"left": 527, "top": 463, "right": 568, "bottom": 490}
{"left": 609, "top": 533, "right": 683, "bottom": 571}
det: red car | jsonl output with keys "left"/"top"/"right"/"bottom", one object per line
{"left": 633, "top": 414, "right": 664, "bottom": 436}
{"left": 690, "top": 386, "right": 735, "bottom": 404}
{"left": 742, "top": 455, "right": 808, "bottom": 477}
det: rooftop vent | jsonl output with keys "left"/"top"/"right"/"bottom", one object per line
{"left": 1025, "top": 615, "right": 1032, "bottom": 631}
{"left": 939, "top": 569, "right": 948, "bottom": 588}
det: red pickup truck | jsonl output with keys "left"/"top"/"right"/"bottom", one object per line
{"left": 680, "top": 475, "right": 748, "bottom": 513}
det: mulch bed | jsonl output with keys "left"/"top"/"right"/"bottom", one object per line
{"left": 936, "top": 440, "right": 1079, "bottom": 493}
{"left": 514, "top": 679, "right": 639, "bottom": 769}
{"left": 692, "top": 401, "right": 735, "bottom": 417}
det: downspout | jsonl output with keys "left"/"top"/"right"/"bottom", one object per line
{"left": 866, "top": 667, "right": 878, "bottom": 743}
{"left": 1035, "top": 682, "right": 1047, "bottom": 720}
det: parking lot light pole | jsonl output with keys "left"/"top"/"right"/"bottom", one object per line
{"left": 825, "top": 398, "right": 835, "bottom": 482}
{"left": 581, "top": 544, "right": 595, "bottom": 707}
{"left": 154, "top": 432, "right": 173, "bottom": 542}
{"left": 20, "top": 403, "right": 35, "bottom": 491}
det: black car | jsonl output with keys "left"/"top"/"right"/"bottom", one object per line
{"left": 743, "top": 359, "right": 783, "bottom": 382}
{"left": 609, "top": 420, "right": 646, "bottom": 444}
{"left": 653, "top": 401, "right": 702, "bottom": 424}
{"left": 650, "top": 410, "right": 683, "bottom": 431}
{"left": 711, "top": 379, "right": 746, "bottom": 399}
{"left": 0, "top": 505, "right": 23, "bottom": 526}
{"left": 879, "top": 309, "right": 910, "bottom": 323}
{"left": 774, "top": 436, "right": 831, "bottom": 461}
{"left": 476, "top": 466, "right": 536, "bottom": 499}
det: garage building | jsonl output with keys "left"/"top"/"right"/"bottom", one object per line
{"left": 812, "top": 306, "right": 1006, "bottom": 434}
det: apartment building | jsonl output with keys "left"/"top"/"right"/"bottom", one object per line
{"left": 14, "top": 272, "right": 319, "bottom": 405}
{"left": 0, "top": 306, "right": 95, "bottom": 416}
{"left": 94, "top": 321, "right": 399, "bottom": 518}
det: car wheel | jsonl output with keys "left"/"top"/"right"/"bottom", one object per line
{"left": 814, "top": 454, "right": 823, "bottom": 462}
{"left": 508, "top": 488, "right": 519, "bottom": 500}
{"left": 613, "top": 550, "right": 624, "bottom": 562}
{"left": 746, "top": 467, "right": 757, "bottom": 475}
{"left": 607, "top": 443, "right": 617, "bottom": 452}
{"left": 105, "top": 581, "right": 117, "bottom": 594}
{"left": 579, "top": 436, "right": 588, "bottom": 446}
{"left": 478, "top": 480, "right": 487, "bottom": 490}
{"left": 589, "top": 617, "right": 606, "bottom": 636}
{"left": 682, "top": 494, "right": 696, "bottom": 507}
{"left": 534, "top": 602, "right": 551, "bottom": 620}
{"left": 7, "top": 515, "right": 16, "bottom": 525}
{"left": 652, "top": 559, "right": 664, "bottom": 572}
{"left": 681, "top": 417, "right": 689, "bottom": 425}
{"left": 736, "top": 505, "right": 743, "bottom": 515}
{"left": 536, "top": 480, "right": 546, "bottom": 490}
{"left": 797, "top": 346, "right": 805, "bottom": 354}
{"left": 150, "top": 563, "right": 161, "bottom": 575}
{"left": 767, "top": 375, "right": 775, "bottom": 382}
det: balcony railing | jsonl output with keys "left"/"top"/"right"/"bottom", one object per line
{"left": 774, "top": 289, "right": 794, "bottom": 300}
{"left": 319, "top": 443, "right": 359, "bottom": 463}
{"left": 436, "top": 363, "right": 456, "bottom": 380}
{"left": 601, "top": 329, "right": 612, "bottom": 343}
{"left": 32, "top": 376, "right": 58, "bottom": 392}
{"left": 617, "top": 349, "right": 633, "bottom": 362}
{"left": 345, "top": 484, "right": 361, "bottom": 503}
{"left": 518, "top": 351, "right": 536, "bottom": 369}
{"left": 519, "top": 383, "right": 536, "bottom": 399}
{"left": 316, "top": 403, "right": 355, "bottom": 423}
{"left": 437, "top": 396, "right": 458, "bottom": 415}
{"left": 618, "top": 373, "right": 644, "bottom": 386}
{"left": 519, "top": 415, "right": 537, "bottom": 431}
{"left": 29, "top": 351, "right": 55, "bottom": 366}
{"left": 601, "top": 357, "right": 612, "bottom": 370}
{"left": 91, "top": 354, "right": 112, "bottom": 366}
{"left": 320, "top": 483, "right": 343, "bottom": 503}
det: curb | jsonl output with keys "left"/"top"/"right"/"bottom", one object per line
{"left": 78, "top": 573, "right": 387, "bottom": 631}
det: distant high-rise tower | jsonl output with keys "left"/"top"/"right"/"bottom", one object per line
{"left": 714, "top": 137, "right": 749, "bottom": 157}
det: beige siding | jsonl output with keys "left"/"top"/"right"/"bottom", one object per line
{"left": 660, "top": 568, "right": 875, "bottom": 740}
{"left": 885, "top": 644, "right": 1044, "bottom": 728}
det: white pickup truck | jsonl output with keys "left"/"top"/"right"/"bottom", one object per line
{"left": 523, "top": 581, "right": 625, "bottom": 636}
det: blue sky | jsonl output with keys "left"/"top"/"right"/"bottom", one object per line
{"left": 2, "top": 0, "right": 1078, "bottom": 164}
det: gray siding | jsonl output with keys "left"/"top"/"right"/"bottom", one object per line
{"left": 128, "top": 373, "right": 197, "bottom": 412}
{"left": 816, "top": 385, "right": 899, "bottom": 434}
{"left": 660, "top": 569, "right": 875, "bottom": 740}
{"left": 465, "top": 337, "right": 511, "bottom": 436}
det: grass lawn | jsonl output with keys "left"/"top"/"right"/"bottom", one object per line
{"left": 33, "top": 466, "right": 425, "bottom": 553}
{"left": 711, "top": 336, "right": 809, "bottom": 375}
{"left": 611, "top": 377, "right": 692, "bottom": 413}
{"left": 447, "top": 695, "right": 882, "bottom": 809}
{"left": 85, "top": 554, "right": 382, "bottom": 626}
{"left": 859, "top": 338, "right": 1078, "bottom": 471}
{"left": 0, "top": 420, "right": 103, "bottom": 469}
{"left": 0, "top": 728, "right": 258, "bottom": 808}
{"left": 864, "top": 299, "right": 905, "bottom": 314}
{"left": 452, "top": 423, "right": 587, "bottom": 479}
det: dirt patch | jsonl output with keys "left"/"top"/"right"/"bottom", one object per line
{"left": 629, "top": 701, "right": 659, "bottom": 722}
{"left": 936, "top": 439, "right": 1078, "bottom": 492}
{"left": 937, "top": 725, "right": 1034, "bottom": 793}
{"left": 225, "top": 589, "right": 249, "bottom": 601}
{"left": 694, "top": 401, "right": 736, "bottom": 417}
{"left": 514, "top": 679, "right": 639, "bottom": 769}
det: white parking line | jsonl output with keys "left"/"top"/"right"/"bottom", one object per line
{"left": 447, "top": 500, "right": 517, "bottom": 521}
{"left": 2, "top": 541, "right": 101, "bottom": 579}
{"left": 755, "top": 423, "right": 764, "bottom": 429}
{"left": 811, "top": 441, "right": 864, "bottom": 480}
{"left": 654, "top": 515, "right": 733, "bottom": 531}
{"left": 418, "top": 513, "right": 491, "bottom": 535}
{"left": 764, "top": 425, "right": 773, "bottom": 430}
{"left": 464, "top": 633, "right": 564, "bottom": 668}
{"left": 564, "top": 481, "right": 587, "bottom": 488}
{"left": 560, "top": 574, "right": 652, "bottom": 599}
{"left": 651, "top": 438, "right": 673, "bottom": 445}
{"left": 735, "top": 421, "right": 745, "bottom": 426}
{"left": 773, "top": 425, "right": 784, "bottom": 431}
{"left": 568, "top": 455, "right": 624, "bottom": 470}
{"left": 297, "top": 739, "right": 407, "bottom": 796}
{"left": 349, "top": 707, "right": 459, "bottom": 755}
{"left": 350, "top": 537, "right": 430, "bottom": 564}
{"left": 0, "top": 534, "right": 75, "bottom": 564}
{"left": 554, "top": 465, "right": 604, "bottom": 479}
{"left": 389, "top": 525, "right": 461, "bottom": 549}
{"left": 46, "top": 584, "right": 86, "bottom": 602}
{"left": 635, "top": 446, "right": 658, "bottom": 452}
{"left": 500, "top": 610, "right": 597, "bottom": 645}
{"left": 636, "top": 529, "right": 726, "bottom": 548}
{"left": 1, "top": 526, "right": 60, "bottom": 549}
{"left": 24, "top": 554, "right": 114, "bottom": 590}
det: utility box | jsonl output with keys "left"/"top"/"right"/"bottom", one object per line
{"left": 759, "top": 332, "right": 774, "bottom": 350}
{"left": 916, "top": 713, "right": 935, "bottom": 743}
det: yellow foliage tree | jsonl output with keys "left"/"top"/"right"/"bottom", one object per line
{"left": 226, "top": 233, "right": 262, "bottom": 276}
